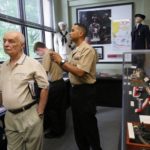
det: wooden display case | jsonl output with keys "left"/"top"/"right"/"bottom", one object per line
{"left": 126, "top": 122, "right": 150, "bottom": 150}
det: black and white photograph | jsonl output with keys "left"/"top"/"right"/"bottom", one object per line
{"left": 77, "top": 9, "right": 111, "bottom": 45}
{"left": 94, "top": 46, "right": 104, "bottom": 61}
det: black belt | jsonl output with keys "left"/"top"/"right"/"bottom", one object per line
{"left": 49, "top": 78, "right": 64, "bottom": 84}
{"left": 8, "top": 101, "right": 37, "bottom": 114}
{"left": 72, "top": 83, "right": 95, "bottom": 88}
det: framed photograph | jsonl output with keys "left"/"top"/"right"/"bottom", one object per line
{"left": 78, "top": 9, "right": 111, "bottom": 45}
{"left": 76, "top": 3, "right": 134, "bottom": 63}
{"left": 93, "top": 46, "right": 104, "bottom": 62}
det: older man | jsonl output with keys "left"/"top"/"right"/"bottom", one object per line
{"left": 0, "top": 32, "right": 49, "bottom": 150}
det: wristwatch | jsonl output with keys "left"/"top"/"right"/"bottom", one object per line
{"left": 38, "top": 113, "right": 44, "bottom": 118}
{"left": 60, "top": 59, "right": 66, "bottom": 66}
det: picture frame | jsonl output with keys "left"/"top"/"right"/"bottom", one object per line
{"left": 76, "top": 3, "right": 134, "bottom": 63}
{"left": 78, "top": 9, "right": 111, "bottom": 45}
{"left": 93, "top": 46, "right": 104, "bottom": 62}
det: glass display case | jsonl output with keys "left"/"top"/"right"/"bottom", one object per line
{"left": 122, "top": 50, "right": 150, "bottom": 150}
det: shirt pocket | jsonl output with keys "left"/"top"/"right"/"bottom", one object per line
{"left": 13, "top": 73, "right": 29, "bottom": 85}
{"left": 14, "top": 73, "right": 27, "bottom": 80}
{"left": 72, "top": 52, "right": 82, "bottom": 66}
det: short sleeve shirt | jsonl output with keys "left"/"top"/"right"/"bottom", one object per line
{"left": 0, "top": 53, "right": 49, "bottom": 109}
{"left": 42, "top": 50, "right": 63, "bottom": 82}
{"left": 68, "top": 41, "right": 96, "bottom": 85}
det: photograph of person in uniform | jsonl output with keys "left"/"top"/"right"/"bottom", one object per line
{"left": 89, "top": 14, "right": 101, "bottom": 42}
{"left": 78, "top": 9, "right": 111, "bottom": 44}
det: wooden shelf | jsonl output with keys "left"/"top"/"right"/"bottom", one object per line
{"left": 126, "top": 122, "right": 150, "bottom": 150}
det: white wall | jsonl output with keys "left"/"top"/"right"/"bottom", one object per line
{"left": 54, "top": 0, "right": 150, "bottom": 75}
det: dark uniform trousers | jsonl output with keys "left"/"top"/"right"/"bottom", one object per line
{"left": 44, "top": 79, "right": 67, "bottom": 135}
{"left": 132, "top": 54, "right": 145, "bottom": 68}
{"left": 70, "top": 84, "right": 102, "bottom": 150}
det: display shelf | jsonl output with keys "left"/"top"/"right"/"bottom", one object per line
{"left": 126, "top": 122, "right": 150, "bottom": 150}
{"left": 122, "top": 50, "right": 150, "bottom": 150}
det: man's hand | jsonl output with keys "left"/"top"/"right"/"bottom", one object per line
{"left": 37, "top": 106, "right": 44, "bottom": 118}
{"left": 37, "top": 106, "right": 44, "bottom": 116}
{"left": 50, "top": 51, "right": 85, "bottom": 77}
{"left": 50, "top": 51, "right": 62, "bottom": 65}
{"left": 37, "top": 88, "right": 48, "bottom": 118}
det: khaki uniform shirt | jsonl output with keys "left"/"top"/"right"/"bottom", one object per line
{"left": 42, "top": 50, "right": 63, "bottom": 82}
{"left": 68, "top": 41, "right": 96, "bottom": 85}
{"left": 0, "top": 53, "right": 49, "bottom": 109}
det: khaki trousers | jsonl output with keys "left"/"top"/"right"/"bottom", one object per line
{"left": 5, "top": 104, "right": 43, "bottom": 150}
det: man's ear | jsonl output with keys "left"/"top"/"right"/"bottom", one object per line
{"left": 21, "top": 43, "right": 25, "bottom": 49}
{"left": 79, "top": 31, "right": 84, "bottom": 37}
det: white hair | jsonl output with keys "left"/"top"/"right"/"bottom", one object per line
{"left": 4, "top": 31, "right": 25, "bottom": 44}
{"left": 18, "top": 32, "right": 25, "bottom": 44}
